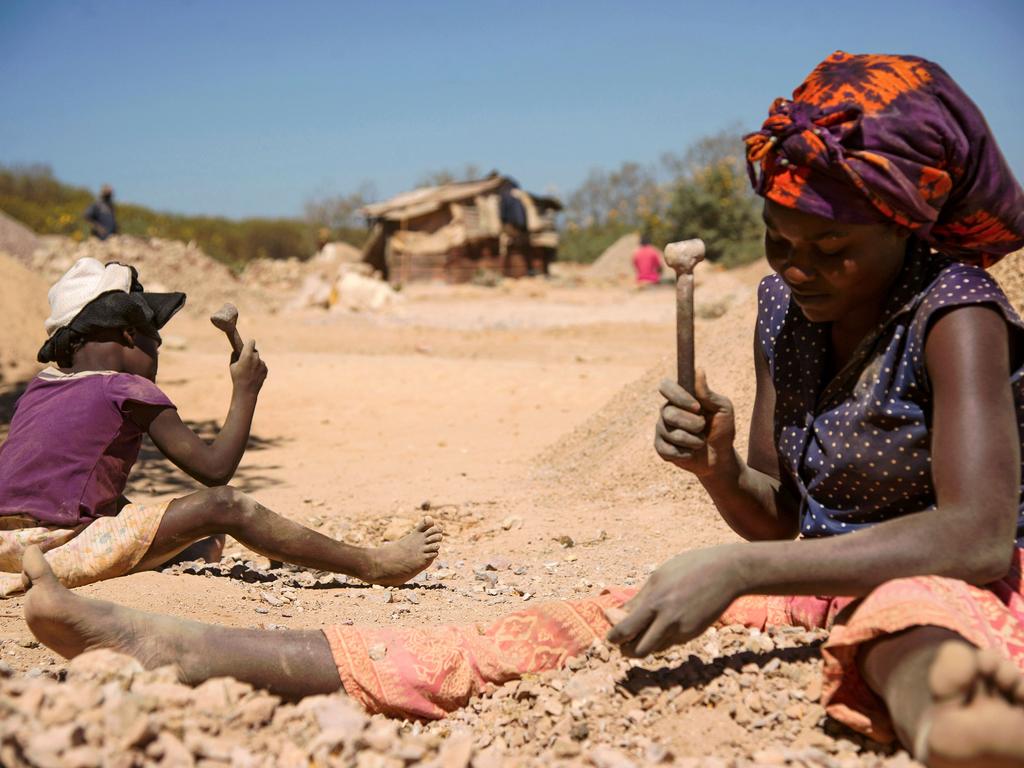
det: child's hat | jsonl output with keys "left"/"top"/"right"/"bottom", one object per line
{"left": 38, "top": 257, "right": 186, "bottom": 364}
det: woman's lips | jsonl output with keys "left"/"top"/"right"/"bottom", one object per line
{"left": 790, "top": 290, "right": 829, "bottom": 304}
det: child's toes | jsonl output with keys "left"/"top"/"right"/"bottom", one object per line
{"left": 424, "top": 525, "right": 442, "bottom": 538}
{"left": 415, "top": 518, "right": 434, "bottom": 533}
{"left": 424, "top": 542, "right": 441, "bottom": 554}
{"left": 426, "top": 532, "right": 443, "bottom": 544}
{"left": 21, "top": 545, "right": 56, "bottom": 585}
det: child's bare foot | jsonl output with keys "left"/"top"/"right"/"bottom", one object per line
{"left": 919, "top": 641, "right": 1024, "bottom": 767}
{"left": 23, "top": 546, "right": 188, "bottom": 674}
{"left": 362, "top": 517, "right": 442, "bottom": 586}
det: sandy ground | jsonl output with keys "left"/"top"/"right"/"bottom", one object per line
{"left": 2, "top": 253, "right": 1019, "bottom": 766}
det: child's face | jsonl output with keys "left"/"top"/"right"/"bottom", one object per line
{"left": 762, "top": 200, "right": 909, "bottom": 324}
{"left": 124, "top": 329, "right": 160, "bottom": 381}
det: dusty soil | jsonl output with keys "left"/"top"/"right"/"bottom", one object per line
{"left": 1, "top": 248, "right": 1021, "bottom": 767}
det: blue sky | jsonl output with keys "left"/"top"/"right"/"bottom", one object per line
{"left": 2, "top": 0, "right": 1022, "bottom": 219}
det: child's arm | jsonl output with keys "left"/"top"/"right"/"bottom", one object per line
{"left": 130, "top": 340, "right": 268, "bottom": 487}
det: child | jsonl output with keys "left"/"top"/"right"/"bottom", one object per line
{"left": 0, "top": 257, "right": 441, "bottom": 596}
{"left": 610, "top": 52, "right": 1024, "bottom": 766}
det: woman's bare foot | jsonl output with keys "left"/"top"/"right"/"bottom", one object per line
{"left": 23, "top": 545, "right": 191, "bottom": 672}
{"left": 362, "top": 517, "right": 443, "bottom": 586}
{"left": 919, "top": 641, "right": 1024, "bottom": 768}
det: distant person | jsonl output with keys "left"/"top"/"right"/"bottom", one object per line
{"left": 498, "top": 178, "right": 532, "bottom": 276}
{"left": 632, "top": 235, "right": 663, "bottom": 285}
{"left": 84, "top": 184, "right": 118, "bottom": 240}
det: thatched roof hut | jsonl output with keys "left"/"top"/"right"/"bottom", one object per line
{"left": 360, "top": 173, "right": 561, "bottom": 284}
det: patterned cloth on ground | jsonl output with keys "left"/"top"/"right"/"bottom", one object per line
{"left": 718, "top": 547, "right": 1024, "bottom": 742}
{"left": 325, "top": 551, "right": 1022, "bottom": 743}
{"left": 0, "top": 501, "right": 167, "bottom": 598}
{"left": 323, "top": 587, "right": 635, "bottom": 720}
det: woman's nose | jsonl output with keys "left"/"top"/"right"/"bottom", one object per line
{"left": 780, "top": 245, "right": 818, "bottom": 284}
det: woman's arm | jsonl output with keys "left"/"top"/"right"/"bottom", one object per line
{"left": 656, "top": 334, "right": 800, "bottom": 541}
{"left": 128, "top": 340, "right": 268, "bottom": 487}
{"left": 613, "top": 305, "right": 1019, "bottom": 656}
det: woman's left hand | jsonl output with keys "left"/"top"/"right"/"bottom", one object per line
{"left": 607, "top": 545, "right": 746, "bottom": 657}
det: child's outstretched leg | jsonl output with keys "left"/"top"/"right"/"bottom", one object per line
{"left": 132, "top": 487, "right": 442, "bottom": 586}
{"left": 23, "top": 546, "right": 342, "bottom": 700}
{"left": 860, "top": 626, "right": 1024, "bottom": 767}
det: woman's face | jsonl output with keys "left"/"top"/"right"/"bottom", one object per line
{"left": 763, "top": 200, "right": 910, "bottom": 324}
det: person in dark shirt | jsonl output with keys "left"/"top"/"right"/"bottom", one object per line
{"left": 84, "top": 185, "right": 118, "bottom": 240}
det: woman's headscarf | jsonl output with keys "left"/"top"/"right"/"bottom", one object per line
{"left": 745, "top": 51, "right": 1024, "bottom": 267}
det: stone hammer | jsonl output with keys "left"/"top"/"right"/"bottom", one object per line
{"left": 663, "top": 239, "right": 706, "bottom": 394}
{"left": 210, "top": 303, "right": 245, "bottom": 358}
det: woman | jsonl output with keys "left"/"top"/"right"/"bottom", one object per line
{"left": 610, "top": 51, "right": 1024, "bottom": 766}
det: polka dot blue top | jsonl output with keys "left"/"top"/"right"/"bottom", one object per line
{"left": 756, "top": 242, "right": 1024, "bottom": 545}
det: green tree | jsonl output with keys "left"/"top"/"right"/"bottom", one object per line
{"left": 662, "top": 130, "right": 763, "bottom": 266}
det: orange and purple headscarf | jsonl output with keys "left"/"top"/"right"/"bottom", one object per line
{"left": 745, "top": 51, "right": 1024, "bottom": 267}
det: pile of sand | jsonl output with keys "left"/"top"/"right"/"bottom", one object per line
{"left": 587, "top": 232, "right": 640, "bottom": 280}
{"left": 0, "top": 252, "right": 49, "bottom": 382}
{"left": 537, "top": 263, "right": 764, "bottom": 504}
{"left": 0, "top": 210, "right": 40, "bottom": 262}
{"left": 241, "top": 241, "right": 367, "bottom": 306}
{"left": 990, "top": 249, "right": 1023, "bottom": 314}
{"left": 27, "top": 235, "right": 263, "bottom": 318}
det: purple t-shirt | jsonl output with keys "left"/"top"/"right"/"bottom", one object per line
{"left": 0, "top": 369, "right": 175, "bottom": 526}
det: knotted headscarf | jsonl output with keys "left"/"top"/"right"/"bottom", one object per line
{"left": 745, "top": 51, "right": 1024, "bottom": 267}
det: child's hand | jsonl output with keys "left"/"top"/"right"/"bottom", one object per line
{"left": 654, "top": 369, "right": 735, "bottom": 477}
{"left": 230, "top": 339, "right": 268, "bottom": 397}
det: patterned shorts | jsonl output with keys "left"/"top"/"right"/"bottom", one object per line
{"left": 0, "top": 502, "right": 168, "bottom": 598}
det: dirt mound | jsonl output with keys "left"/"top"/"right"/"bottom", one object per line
{"left": 0, "top": 210, "right": 40, "bottom": 262}
{"left": 29, "top": 235, "right": 263, "bottom": 318}
{"left": 990, "top": 249, "right": 1023, "bottom": 314}
{"left": 587, "top": 232, "right": 640, "bottom": 280}
{"left": 241, "top": 241, "right": 375, "bottom": 309}
{"left": 0, "top": 253, "right": 48, "bottom": 381}
{"left": 536, "top": 275, "right": 760, "bottom": 505}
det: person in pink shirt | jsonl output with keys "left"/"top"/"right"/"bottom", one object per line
{"left": 632, "top": 235, "right": 663, "bottom": 285}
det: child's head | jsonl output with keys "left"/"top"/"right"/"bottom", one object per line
{"left": 37, "top": 258, "right": 186, "bottom": 381}
{"left": 745, "top": 51, "right": 1024, "bottom": 313}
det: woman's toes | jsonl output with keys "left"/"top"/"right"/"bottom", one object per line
{"left": 929, "top": 641, "right": 979, "bottom": 701}
{"left": 975, "top": 648, "right": 1002, "bottom": 678}
{"left": 1013, "top": 677, "right": 1024, "bottom": 704}
{"left": 991, "top": 657, "right": 1021, "bottom": 694}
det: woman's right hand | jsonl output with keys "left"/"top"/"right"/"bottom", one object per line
{"left": 654, "top": 370, "right": 736, "bottom": 478}
{"left": 230, "top": 339, "right": 268, "bottom": 397}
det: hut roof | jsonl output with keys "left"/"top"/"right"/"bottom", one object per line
{"left": 361, "top": 174, "right": 561, "bottom": 222}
